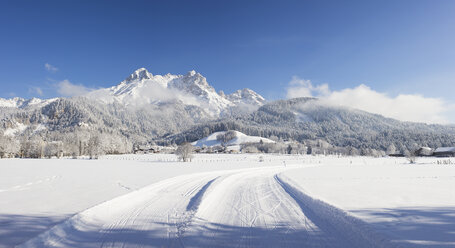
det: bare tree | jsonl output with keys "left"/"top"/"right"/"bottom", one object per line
{"left": 216, "top": 133, "right": 226, "bottom": 146}
{"left": 44, "top": 142, "right": 58, "bottom": 158}
{"left": 175, "top": 143, "right": 194, "bottom": 162}
{"left": 87, "top": 135, "right": 103, "bottom": 159}
{"left": 242, "top": 145, "right": 259, "bottom": 153}
{"left": 287, "top": 144, "right": 293, "bottom": 154}
{"left": 224, "top": 130, "right": 237, "bottom": 142}
{"left": 43, "top": 141, "right": 63, "bottom": 159}
{"left": 26, "top": 136, "right": 44, "bottom": 158}
{"left": 406, "top": 149, "right": 417, "bottom": 164}
{"left": 0, "top": 135, "right": 20, "bottom": 158}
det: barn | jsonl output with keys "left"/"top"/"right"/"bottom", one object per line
{"left": 433, "top": 147, "right": 455, "bottom": 157}
{"left": 416, "top": 147, "right": 433, "bottom": 156}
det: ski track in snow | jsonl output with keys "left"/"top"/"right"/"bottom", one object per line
{"left": 18, "top": 166, "right": 396, "bottom": 248}
{"left": 0, "top": 175, "right": 60, "bottom": 193}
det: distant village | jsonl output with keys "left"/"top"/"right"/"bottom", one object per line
{"left": 133, "top": 142, "right": 455, "bottom": 158}
{"left": 1, "top": 130, "right": 454, "bottom": 159}
{"left": 389, "top": 146, "right": 455, "bottom": 158}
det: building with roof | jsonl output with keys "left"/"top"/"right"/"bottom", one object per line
{"left": 416, "top": 147, "right": 433, "bottom": 156}
{"left": 433, "top": 147, "right": 455, "bottom": 157}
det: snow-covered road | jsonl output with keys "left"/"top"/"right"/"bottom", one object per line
{"left": 19, "top": 166, "right": 393, "bottom": 248}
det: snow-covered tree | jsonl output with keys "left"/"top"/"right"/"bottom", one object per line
{"left": 44, "top": 141, "right": 63, "bottom": 158}
{"left": 387, "top": 144, "right": 396, "bottom": 155}
{"left": 0, "top": 135, "right": 20, "bottom": 158}
{"left": 87, "top": 135, "right": 103, "bottom": 159}
{"left": 20, "top": 136, "right": 45, "bottom": 158}
{"left": 175, "top": 143, "right": 194, "bottom": 162}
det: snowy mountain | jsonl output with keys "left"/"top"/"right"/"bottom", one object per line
{"left": 192, "top": 131, "right": 274, "bottom": 147}
{"left": 0, "top": 68, "right": 265, "bottom": 118}
{"left": 226, "top": 88, "right": 266, "bottom": 107}
{"left": 0, "top": 97, "right": 57, "bottom": 109}
{"left": 86, "top": 68, "right": 265, "bottom": 116}
{"left": 1, "top": 69, "right": 455, "bottom": 155}
{"left": 0, "top": 68, "right": 268, "bottom": 148}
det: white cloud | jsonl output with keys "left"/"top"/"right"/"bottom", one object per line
{"left": 286, "top": 76, "right": 454, "bottom": 124}
{"left": 286, "top": 76, "right": 330, "bottom": 98}
{"left": 123, "top": 83, "right": 201, "bottom": 107}
{"left": 57, "top": 80, "right": 93, "bottom": 97}
{"left": 45, "top": 63, "right": 58, "bottom": 73}
{"left": 28, "top": 87, "right": 44, "bottom": 96}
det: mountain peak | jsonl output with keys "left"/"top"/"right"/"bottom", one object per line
{"left": 86, "top": 68, "right": 266, "bottom": 117}
{"left": 230, "top": 88, "right": 265, "bottom": 99}
{"left": 186, "top": 70, "right": 198, "bottom": 77}
{"left": 125, "top": 68, "right": 153, "bottom": 82}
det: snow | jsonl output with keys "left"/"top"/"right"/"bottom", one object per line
{"left": 192, "top": 130, "right": 275, "bottom": 147}
{"left": 281, "top": 156, "right": 455, "bottom": 247}
{"left": 3, "top": 122, "right": 27, "bottom": 136}
{"left": 1, "top": 155, "right": 455, "bottom": 248}
{"left": 124, "top": 68, "right": 153, "bottom": 82}
{"left": 33, "top": 124, "right": 46, "bottom": 133}
{"left": 0, "top": 97, "right": 22, "bottom": 108}
{"left": 77, "top": 122, "right": 89, "bottom": 128}
{"left": 0, "top": 154, "right": 285, "bottom": 248}
{"left": 226, "top": 88, "right": 266, "bottom": 106}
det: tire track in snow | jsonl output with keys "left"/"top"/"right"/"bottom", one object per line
{"left": 17, "top": 169, "right": 253, "bottom": 248}
{"left": 0, "top": 175, "right": 60, "bottom": 193}
{"left": 183, "top": 167, "right": 397, "bottom": 247}
{"left": 184, "top": 167, "right": 329, "bottom": 248}
{"left": 274, "top": 173, "right": 398, "bottom": 248}
{"left": 18, "top": 166, "right": 397, "bottom": 248}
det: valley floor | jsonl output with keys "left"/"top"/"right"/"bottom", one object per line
{"left": 1, "top": 154, "right": 454, "bottom": 248}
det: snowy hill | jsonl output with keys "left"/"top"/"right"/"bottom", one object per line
{"left": 192, "top": 131, "right": 275, "bottom": 147}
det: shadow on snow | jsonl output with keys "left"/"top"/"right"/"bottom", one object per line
{"left": 0, "top": 214, "right": 70, "bottom": 248}
{"left": 351, "top": 207, "right": 455, "bottom": 248}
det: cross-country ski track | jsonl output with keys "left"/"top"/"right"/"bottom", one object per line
{"left": 18, "top": 166, "right": 395, "bottom": 248}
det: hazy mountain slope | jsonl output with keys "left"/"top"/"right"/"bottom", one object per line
{"left": 164, "top": 98, "right": 455, "bottom": 152}
{"left": 0, "top": 97, "right": 213, "bottom": 142}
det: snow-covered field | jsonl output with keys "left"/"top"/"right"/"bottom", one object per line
{"left": 1, "top": 154, "right": 454, "bottom": 247}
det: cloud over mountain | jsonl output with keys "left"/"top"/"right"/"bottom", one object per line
{"left": 286, "top": 76, "right": 453, "bottom": 124}
{"left": 57, "top": 80, "right": 94, "bottom": 97}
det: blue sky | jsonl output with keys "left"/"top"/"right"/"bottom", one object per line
{"left": 0, "top": 0, "right": 454, "bottom": 123}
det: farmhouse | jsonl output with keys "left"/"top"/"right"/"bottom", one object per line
{"left": 134, "top": 145, "right": 156, "bottom": 154}
{"left": 416, "top": 147, "right": 433, "bottom": 156}
{"left": 226, "top": 145, "right": 241, "bottom": 153}
{"left": 433, "top": 147, "right": 455, "bottom": 157}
